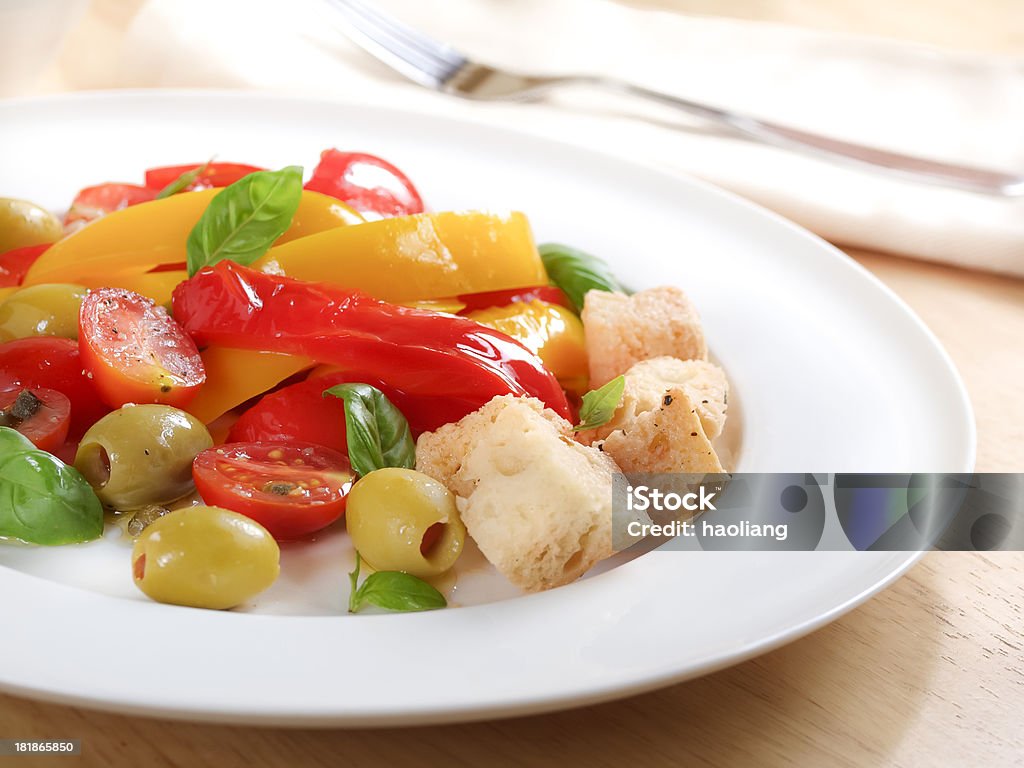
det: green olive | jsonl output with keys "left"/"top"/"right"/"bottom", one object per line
{"left": 0, "top": 197, "right": 64, "bottom": 252}
{"left": 346, "top": 468, "right": 465, "bottom": 578}
{"left": 132, "top": 505, "right": 280, "bottom": 610}
{"left": 0, "top": 283, "right": 87, "bottom": 342}
{"left": 74, "top": 405, "right": 213, "bottom": 510}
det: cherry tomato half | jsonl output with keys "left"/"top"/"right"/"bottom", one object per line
{"left": 304, "top": 149, "right": 424, "bottom": 219}
{"left": 193, "top": 442, "right": 354, "bottom": 540}
{"left": 0, "top": 244, "right": 50, "bottom": 288}
{"left": 0, "top": 337, "right": 108, "bottom": 439}
{"left": 0, "top": 386, "right": 71, "bottom": 452}
{"left": 144, "top": 162, "right": 265, "bottom": 192}
{"left": 64, "top": 183, "right": 158, "bottom": 229}
{"left": 78, "top": 287, "right": 205, "bottom": 409}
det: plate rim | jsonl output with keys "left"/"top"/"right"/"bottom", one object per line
{"left": 0, "top": 89, "right": 976, "bottom": 726}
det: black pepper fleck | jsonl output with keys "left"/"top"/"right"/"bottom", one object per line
{"left": 663, "top": 394, "right": 673, "bottom": 406}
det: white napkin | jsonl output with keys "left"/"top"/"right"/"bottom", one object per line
{"left": 60, "top": 0, "right": 1024, "bottom": 276}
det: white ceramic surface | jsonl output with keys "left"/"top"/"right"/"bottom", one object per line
{"left": 0, "top": 91, "right": 974, "bottom": 725}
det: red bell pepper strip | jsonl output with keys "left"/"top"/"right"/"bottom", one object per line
{"left": 172, "top": 262, "right": 571, "bottom": 430}
{"left": 0, "top": 244, "right": 50, "bottom": 287}
{"left": 144, "top": 162, "right": 265, "bottom": 192}
{"left": 303, "top": 149, "right": 424, "bottom": 219}
{"left": 457, "top": 285, "right": 574, "bottom": 314}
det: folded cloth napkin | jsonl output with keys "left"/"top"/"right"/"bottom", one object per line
{"left": 60, "top": 0, "right": 1024, "bottom": 276}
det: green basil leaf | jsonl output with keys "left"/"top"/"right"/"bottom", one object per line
{"left": 186, "top": 165, "right": 303, "bottom": 276}
{"left": 574, "top": 375, "right": 626, "bottom": 432}
{"left": 538, "top": 242, "right": 625, "bottom": 313}
{"left": 0, "top": 425, "right": 35, "bottom": 456}
{"left": 323, "top": 383, "right": 415, "bottom": 477}
{"left": 155, "top": 160, "right": 212, "bottom": 200}
{"left": 0, "top": 428, "right": 104, "bottom": 545}
{"left": 352, "top": 570, "right": 447, "bottom": 613}
{"left": 347, "top": 551, "right": 363, "bottom": 613}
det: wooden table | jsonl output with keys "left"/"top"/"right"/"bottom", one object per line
{"left": 4, "top": 2, "right": 1024, "bottom": 765}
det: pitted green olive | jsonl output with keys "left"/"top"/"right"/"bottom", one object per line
{"left": 132, "top": 505, "right": 280, "bottom": 610}
{"left": 0, "top": 198, "right": 64, "bottom": 252}
{"left": 74, "top": 404, "right": 213, "bottom": 510}
{"left": 346, "top": 468, "right": 465, "bottom": 578}
{"left": 0, "top": 283, "right": 87, "bottom": 342}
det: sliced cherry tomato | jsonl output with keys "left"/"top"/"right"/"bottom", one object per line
{"left": 304, "top": 149, "right": 424, "bottom": 219}
{"left": 0, "top": 337, "right": 108, "bottom": 439}
{"left": 193, "top": 442, "right": 354, "bottom": 540}
{"left": 457, "top": 285, "right": 573, "bottom": 314}
{"left": 144, "top": 162, "right": 265, "bottom": 192}
{"left": 0, "top": 386, "right": 71, "bottom": 452}
{"left": 0, "top": 244, "right": 50, "bottom": 288}
{"left": 64, "top": 183, "right": 158, "bottom": 229}
{"left": 78, "top": 287, "right": 205, "bottom": 408}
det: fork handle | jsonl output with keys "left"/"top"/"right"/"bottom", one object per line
{"left": 531, "top": 75, "right": 1023, "bottom": 197}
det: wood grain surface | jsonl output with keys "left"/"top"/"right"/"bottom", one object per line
{"left": 2, "top": 2, "right": 1023, "bottom": 766}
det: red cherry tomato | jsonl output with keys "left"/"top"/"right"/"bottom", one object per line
{"left": 193, "top": 442, "right": 354, "bottom": 540}
{"left": 64, "top": 183, "right": 158, "bottom": 229}
{"left": 78, "top": 287, "right": 205, "bottom": 409}
{"left": 304, "top": 149, "right": 424, "bottom": 219}
{"left": 0, "top": 244, "right": 50, "bottom": 287}
{"left": 0, "top": 337, "right": 108, "bottom": 439}
{"left": 144, "top": 162, "right": 265, "bottom": 192}
{"left": 0, "top": 386, "right": 71, "bottom": 452}
{"left": 457, "top": 285, "right": 574, "bottom": 314}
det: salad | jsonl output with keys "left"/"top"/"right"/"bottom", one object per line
{"left": 0, "top": 149, "right": 729, "bottom": 612}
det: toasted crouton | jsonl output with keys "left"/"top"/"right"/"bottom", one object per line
{"left": 581, "top": 356, "right": 728, "bottom": 444}
{"left": 582, "top": 287, "right": 707, "bottom": 387}
{"left": 416, "top": 395, "right": 618, "bottom": 592}
{"left": 588, "top": 385, "right": 724, "bottom": 475}
{"left": 415, "top": 395, "right": 568, "bottom": 497}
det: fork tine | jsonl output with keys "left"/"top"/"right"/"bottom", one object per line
{"left": 340, "top": 0, "right": 466, "bottom": 68}
{"left": 327, "top": 0, "right": 465, "bottom": 86}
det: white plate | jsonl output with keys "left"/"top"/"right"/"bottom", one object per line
{"left": 0, "top": 91, "right": 974, "bottom": 726}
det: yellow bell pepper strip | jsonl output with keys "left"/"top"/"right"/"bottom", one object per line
{"left": 399, "top": 297, "right": 466, "bottom": 314}
{"left": 206, "top": 411, "right": 241, "bottom": 445}
{"left": 467, "top": 300, "right": 589, "bottom": 395}
{"left": 24, "top": 190, "right": 361, "bottom": 287}
{"left": 0, "top": 287, "right": 16, "bottom": 303}
{"left": 86, "top": 270, "right": 188, "bottom": 306}
{"left": 255, "top": 211, "right": 548, "bottom": 302}
{"left": 183, "top": 346, "right": 313, "bottom": 425}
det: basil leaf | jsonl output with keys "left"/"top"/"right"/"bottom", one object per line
{"left": 574, "top": 375, "right": 626, "bottom": 432}
{"left": 0, "top": 425, "right": 35, "bottom": 455}
{"left": 323, "top": 384, "right": 415, "bottom": 477}
{"left": 186, "top": 165, "right": 303, "bottom": 276}
{"left": 155, "top": 160, "right": 212, "bottom": 200}
{"left": 352, "top": 570, "right": 447, "bottom": 613}
{"left": 0, "top": 427, "right": 104, "bottom": 545}
{"left": 347, "top": 551, "right": 363, "bottom": 613}
{"left": 538, "top": 242, "right": 625, "bottom": 313}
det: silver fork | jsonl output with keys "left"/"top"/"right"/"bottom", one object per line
{"left": 327, "top": 0, "right": 1024, "bottom": 197}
